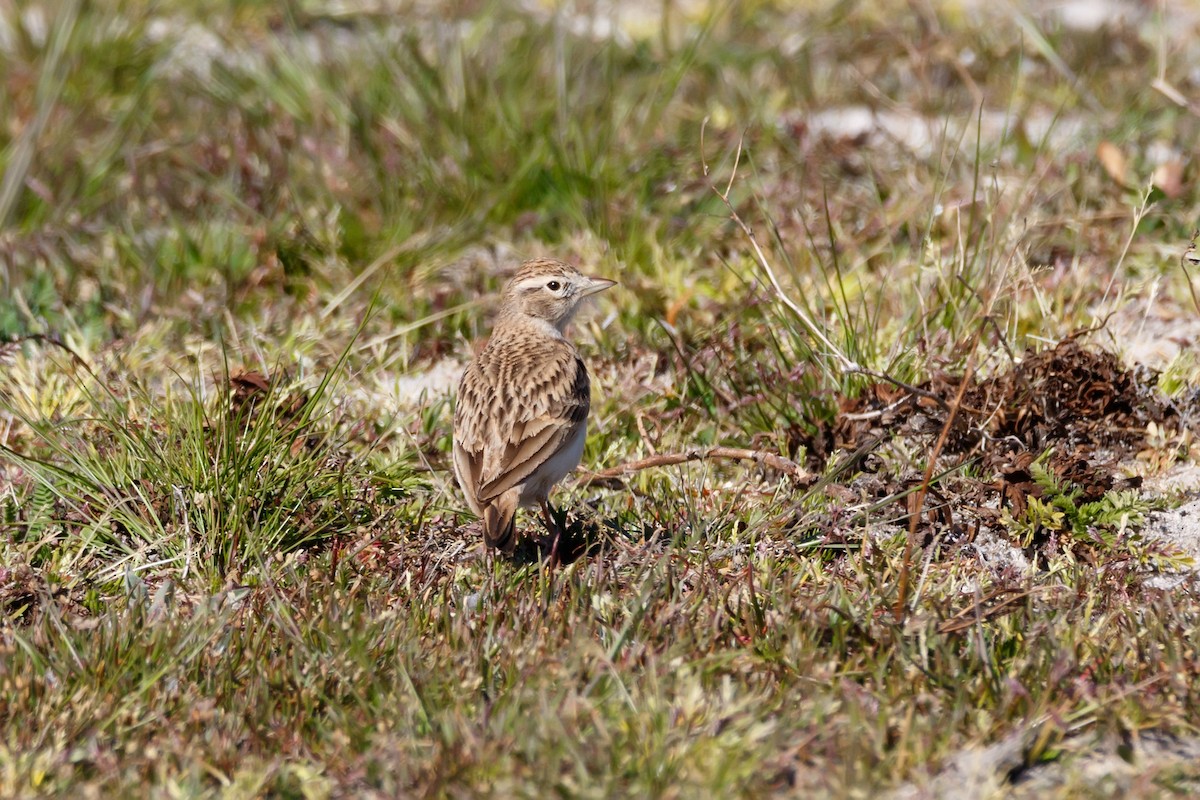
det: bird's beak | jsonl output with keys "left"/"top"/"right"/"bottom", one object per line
{"left": 581, "top": 277, "right": 617, "bottom": 297}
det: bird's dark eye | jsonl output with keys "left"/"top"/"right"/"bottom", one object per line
{"left": 546, "top": 281, "right": 561, "bottom": 291}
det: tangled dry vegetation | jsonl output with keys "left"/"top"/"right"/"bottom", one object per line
{"left": 5, "top": 1, "right": 1200, "bottom": 797}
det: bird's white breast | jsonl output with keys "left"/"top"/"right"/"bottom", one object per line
{"left": 518, "top": 421, "right": 587, "bottom": 507}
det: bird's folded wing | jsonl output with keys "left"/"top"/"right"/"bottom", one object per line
{"left": 477, "top": 416, "right": 575, "bottom": 501}
{"left": 456, "top": 353, "right": 589, "bottom": 503}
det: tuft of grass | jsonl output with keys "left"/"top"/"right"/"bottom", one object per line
{"left": 2, "top": 338, "right": 421, "bottom": 594}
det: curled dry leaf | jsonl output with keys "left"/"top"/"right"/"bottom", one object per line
{"left": 665, "top": 288, "right": 693, "bottom": 328}
{"left": 230, "top": 369, "right": 271, "bottom": 408}
{"left": 1096, "top": 141, "right": 1128, "bottom": 187}
{"left": 1153, "top": 158, "right": 1186, "bottom": 199}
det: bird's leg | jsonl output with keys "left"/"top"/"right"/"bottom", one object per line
{"left": 538, "top": 499, "right": 563, "bottom": 567}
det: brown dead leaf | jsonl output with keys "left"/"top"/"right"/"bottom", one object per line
{"left": 228, "top": 369, "right": 278, "bottom": 425}
{"left": 1096, "top": 141, "right": 1128, "bottom": 187}
{"left": 230, "top": 369, "right": 270, "bottom": 404}
{"left": 1153, "top": 158, "right": 1186, "bottom": 199}
{"left": 665, "top": 288, "right": 694, "bottom": 328}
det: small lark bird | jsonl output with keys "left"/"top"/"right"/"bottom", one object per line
{"left": 453, "top": 258, "right": 616, "bottom": 558}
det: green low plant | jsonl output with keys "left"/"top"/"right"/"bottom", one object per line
{"left": 1002, "top": 450, "right": 1161, "bottom": 554}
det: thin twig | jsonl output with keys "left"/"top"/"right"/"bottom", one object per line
{"left": 845, "top": 366, "right": 951, "bottom": 413}
{"left": 841, "top": 409, "right": 886, "bottom": 422}
{"left": 893, "top": 327, "right": 981, "bottom": 622}
{"left": 580, "top": 447, "right": 813, "bottom": 486}
{"left": 1152, "top": 77, "right": 1200, "bottom": 118}
{"left": 936, "top": 587, "right": 1040, "bottom": 634}
{"left": 1064, "top": 307, "right": 1119, "bottom": 341}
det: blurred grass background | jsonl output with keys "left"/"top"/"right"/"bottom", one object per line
{"left": 4, "top": 0, "right": 1200, "bottom": 796}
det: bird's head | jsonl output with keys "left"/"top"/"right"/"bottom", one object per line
{"left": 500, "top": 258, "right": 617, "bottom": 332}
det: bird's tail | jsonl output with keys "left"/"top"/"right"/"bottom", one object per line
{"left": 482, "top": 494, "right": 518, "bottom": 554}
